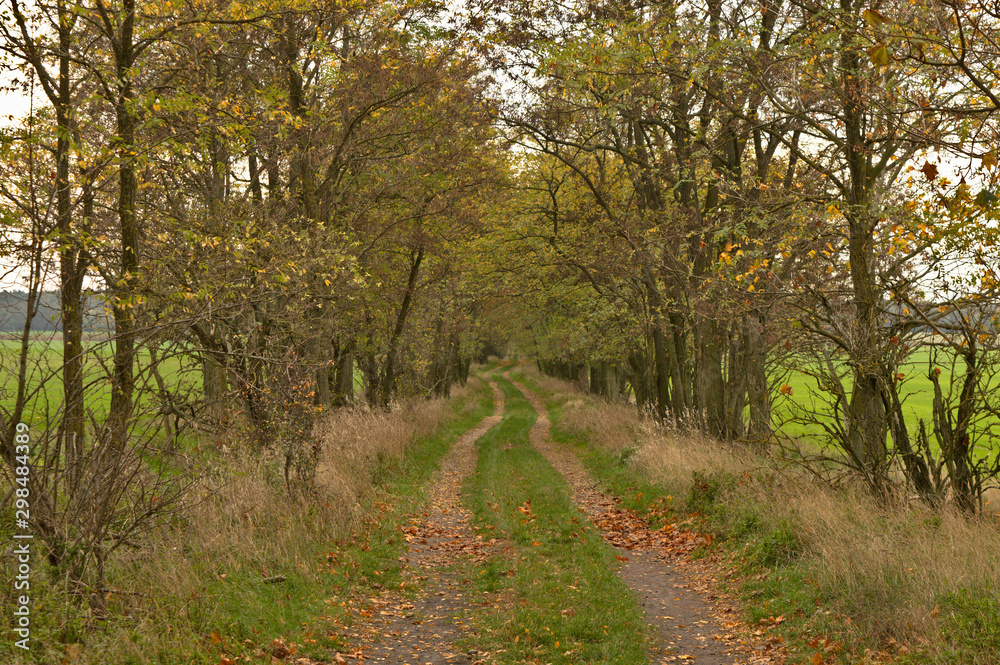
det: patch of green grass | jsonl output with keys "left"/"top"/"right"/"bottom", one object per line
{"left": 462, "top": 375, "right": 648, "bottom": 665}
{"left": 775, "top": 347, "right": 1000, "bottom": 456}
{"left": 0, "top": 338, "right": 198, "bottom": 426}
{"left": 934, "top": 587, "right": 1000, "bottom": 665}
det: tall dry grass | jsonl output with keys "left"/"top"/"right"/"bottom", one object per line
{"left": 558, "top": 392, "right": 752, "bottom": 482}
{"left": 541, "top": 367, "right": 1000, "bottom": 661}
{"left": 48, "top": 383, "right": 475, "bottom": 664}
{"left": 140, "top": 388, "right": 459, "bottom": 581}
{"left": 313, "top": 395, "right": 449, "bottom": 508}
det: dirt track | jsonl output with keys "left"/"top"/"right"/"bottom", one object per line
{"left": 342, "top": 370, "right": 782, "bottom": 664}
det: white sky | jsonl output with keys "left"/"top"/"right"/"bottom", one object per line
{"left": 1, "top": 66, "right": 48, "bottom": 291}
{"left": 0, "top": 56, "right": 36, "bottom": 126}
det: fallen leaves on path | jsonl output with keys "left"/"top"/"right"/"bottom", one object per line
{"left": 593, "top": 503, "right": 712, "bottom": 555}
{"left": 507, "top": 372, "right": 789, "bottom": 665}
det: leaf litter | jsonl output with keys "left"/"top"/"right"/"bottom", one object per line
{"left": 326, "top": 379, "right": 507, "bottom": 664}
{"left": 289, "top": 373, "right": 789, "bottom": 665}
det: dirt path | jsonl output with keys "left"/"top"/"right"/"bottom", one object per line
{"left": 505, "top": 372, "right": 782, "bottom": 665}
{"left": 339, "top": 371, "right": 782, "bottom": 665}
{"left": 343, "top": 378, "right": 506, "bottom": 665}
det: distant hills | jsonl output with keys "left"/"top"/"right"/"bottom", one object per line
{"left": 0, "top": 290, "right": 108, "bottom": 333}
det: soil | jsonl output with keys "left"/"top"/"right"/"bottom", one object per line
{"left": 338, "top": 379, "right": 506, "bottom": 665}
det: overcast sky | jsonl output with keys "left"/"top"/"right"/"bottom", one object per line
{"left": 1, "top": 66, "right": 36, "bottom": 127}
{"left": 1, "top": 66, "right": 42, "bottom": 291}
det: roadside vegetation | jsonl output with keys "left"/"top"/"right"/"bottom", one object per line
{"left": 519, "top": 366, "right": 1000, "bottom": 665}
{"left": 0, "top": 376, "right": 493, "bottom": 664}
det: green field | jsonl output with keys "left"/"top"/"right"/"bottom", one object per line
{"left": 0, "top": 337, "right": 199, "bottom": 426}
{"left": 1, "top": 336, "right": 372, "bottom": 434}
{"left": 773, "top": 346, "right": 999, "bottom": 457}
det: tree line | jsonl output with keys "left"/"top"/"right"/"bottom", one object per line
{"left": 2, "top": 0, "right": 1000, "bottom": 593}
{"left": 467, "top": 0, "right": 1000, "bottom": 509}
{"left": 0, "top": 0, "right": 505, "bottom": 588}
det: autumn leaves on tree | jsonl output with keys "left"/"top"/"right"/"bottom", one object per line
{"left": 2, "top": 0, "right": 1000, "bottom": 592}
{"left": 467, "top": 0, "right": 1000, "bottom": 504}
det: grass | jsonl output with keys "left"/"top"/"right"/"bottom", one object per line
{"left": 0, "top": 373, "right": 495, "bottom": 665}
{"left": 461, "top": 374, "right": 649, "bottom": 665}
{"left": 774, "top": 346, "right": 1000, "bottom": 455}
{"left": 516, "top": 363, "right": 1000, "bottom": 665}
{"left": 0, "top": 337, "right": 199, "bottom": 424}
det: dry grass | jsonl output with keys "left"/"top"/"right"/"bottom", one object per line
{"left": 31, "top": 384, "right": 477, "bottom": 664}
{"left": 525, "top": 370, "right": 587, "bottom": 397}
{"left": 313, "top": 393, "right": 450, "bottom": 508}
{"left": 558, "top": 391, "right": 753, "bottom": 483}
{"left": 538, "top": 366, "right": 1000, "bottom": 661}
{"left": 161, "top": 388, "right": 460, "bottom": 574}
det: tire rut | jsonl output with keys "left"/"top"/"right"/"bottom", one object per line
{"left": 506, "top": 371, "right": 781, "bottom": 665}
{"left": 343, "top": 378, "right": 506, "bottom": 665}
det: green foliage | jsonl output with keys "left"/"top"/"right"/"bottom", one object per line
{"left": 686, "top": 471, "right": 732, "bottom": 515}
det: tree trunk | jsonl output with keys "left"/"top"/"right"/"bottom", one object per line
{"left": 931, "top": 349, "right": 978, "bottom": 512}
{"left": 315, "top": 362, "right": 331, "bottom": 408}
{"left": 589, "top": 363, "right": 602, "bottom": 395}
{"left": 651, "top": 318, "right": 671, "bottom": 421}
{"left": 203, "top": 351, "right": 227, "bottom": 425}
{"left": 627, "top": 350, "right": 651, "bottom": 412}
{"left": 106, "top": 0, "right": 139, "bottom": 451}
{"left": 58, "top": 15, "right": 88, "bottom": 491}
{"left": 725, "top": 323, "right": 748, "bottom": 439}
{"left": 745, "top": 311, "right": 771, "bottom": 440}
{"left": 332, "top": 345, "right": 354, "bottom": 407}
{"left": 377, "top": 246, "right": 424, "bottom": 408}
{"left": 886, "top": 376, "right": 934, "bottom": 504}
{"left": 695, "top": 318, "right": 726, "bottom": 438}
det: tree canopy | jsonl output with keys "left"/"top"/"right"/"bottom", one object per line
{"left": 2, "top": 0, "right": 1000, "bottom": 581}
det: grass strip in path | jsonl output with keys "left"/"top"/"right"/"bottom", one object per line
{"left": 515, "top": 373, "right": 796, "bottom": 665}
{"left": 504, "top": 372, "right": 742, "bottom": 665}
{"left": 463, "top": 374, "right": 648, "bottom": 665}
